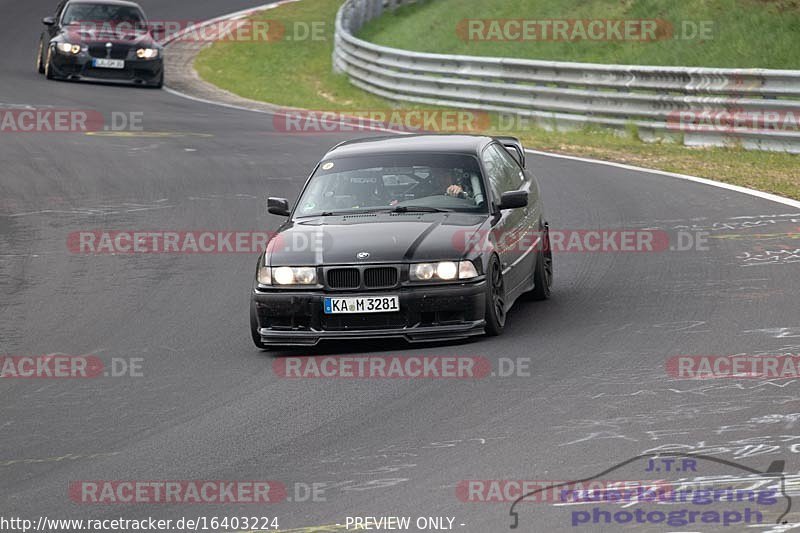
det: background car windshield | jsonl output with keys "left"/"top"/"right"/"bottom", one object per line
{"left": 296, "top": 153, "right": 488, "bottom": 216}
{"left": 62, "top": 4, "right": 146, "bottom": 25}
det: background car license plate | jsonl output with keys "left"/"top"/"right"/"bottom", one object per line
{"left": 92, "top": 58, "right": 125, "bottom": 69}
{"left": 324, "top": 296, "right": 399, "bottom": 314}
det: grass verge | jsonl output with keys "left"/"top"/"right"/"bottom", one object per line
{"left": 194, "top": 0, "right": 800, "bottom": 200}
{"left": 359, "top": 0, "right": 800, "bottom": 69}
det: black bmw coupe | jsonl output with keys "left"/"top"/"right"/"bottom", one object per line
{"left": 37, "top": 0, "right": 163, "bottom": 87}
{"left": 251, "top": 134, "right": 553, "bottom": 348}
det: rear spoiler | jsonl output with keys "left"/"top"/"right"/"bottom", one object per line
{"left": 494, "top": 136, "right": 525, "bottom": 168}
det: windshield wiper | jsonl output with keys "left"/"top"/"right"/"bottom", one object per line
{"left": 316, "top": 209, "right": 388, "bottom": 216}
{"left": 391, "top": 205, "right": 452, "bottom": 213}
{"left": 310, "top": 206, "right": 451, "bottom": 217}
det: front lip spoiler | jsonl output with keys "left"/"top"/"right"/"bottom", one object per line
{"left": 59, "top": 75, "right": 160, "bottom": 85}
{"left": 48, "top": 55, "right": 163, "bottom": 84}
{"left": 258, "top": 321, "right": 486, "bottom": 347}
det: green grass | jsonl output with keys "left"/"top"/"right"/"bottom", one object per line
{"left": 360, "top": 0, "right": 800, "bottom": 69}
{"left": 195, "top": 0, "right": 800, "bottom": 200}
{"left": 195, "top": 0, "right": 391, "bottom": 110}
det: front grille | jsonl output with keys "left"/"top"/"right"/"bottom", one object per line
{"left": 88, "top": 44, "right": 130, "bottom": 59}
{"left": 364, "top": 267, "right": 398, "bottom": 288}
{"left": 327, "top": 268, "right": 360, "bottom": 289}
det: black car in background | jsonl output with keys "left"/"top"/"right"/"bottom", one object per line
{"left": 250, "top": 134, "right": 553, "bottom": 349}
{"left": 37, "top": 0, "right": 163, "bottom": 87}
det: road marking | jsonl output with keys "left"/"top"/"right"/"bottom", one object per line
{"left": 524, "top": 149, "right": 800, "bottom": 210}
{"left": 0, "top": 451, "right": 120, "bottom": 468}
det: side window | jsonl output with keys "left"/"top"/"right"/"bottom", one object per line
{"left": 494, "top": 145, "right": 526, "bottom": 188}
{"left": 481, "top": 144, "right": 522, "bottom": 202}
{"left": 481, "top": 145, "right": 503, "bottom": 202}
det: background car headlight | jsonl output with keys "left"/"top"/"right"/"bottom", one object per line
{"left": 410, "top": 261, "right": 478, "bottom": 281}
{"left": 136, "top": 48, "right": 158, "bottom": 59}
{"left": 271, "top": 266, "right": 317, "bottom": 286}
{"left": 56, "top": 43, "right": 81, "bottom": 54}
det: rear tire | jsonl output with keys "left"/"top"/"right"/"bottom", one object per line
{"left": 529, "top": 222, "right": 553, "bottom": 301}
{"left": 250, "top": 300, "right": 268, "bottom": 350}
{"left": 484, "top": 255, "right": 506, "bottom": 336}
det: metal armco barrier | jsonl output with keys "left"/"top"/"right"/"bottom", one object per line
{"left": 333, "top": 0, "right": 800, "bottom": 153}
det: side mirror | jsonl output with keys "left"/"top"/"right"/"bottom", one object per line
{"left": 498, "top": 190, "right": 528, "bottom": 210}
{"left": 42, "top": 16, "right": 56, "bottom": 26}
{"left": 267, "top": 197, "right": 290, "bottom": 216}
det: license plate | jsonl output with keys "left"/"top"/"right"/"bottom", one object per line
{"left": 92, "top": 58, "right": 125, "bottom": 69}
{"left": 324, "top": 296, "right": 399, "bottom": 314}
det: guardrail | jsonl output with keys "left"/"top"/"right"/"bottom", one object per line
{"left": 333, "top": 0, "right": 800, "bottom": 153}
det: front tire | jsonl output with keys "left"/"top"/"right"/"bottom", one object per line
{"left": 44, "top": 46, "right": 55, "bottom": 80}
{"left": 36, "top": 41, "right": 45, "bottom": 74}
{"left": 529, "top": 222, "right": 553, "bottom": 301}
{"left": 250, "top": 300, "right": 268, "bottom": 350}
{"left": 484, "top": 255, "right": 506, "bottom": 336}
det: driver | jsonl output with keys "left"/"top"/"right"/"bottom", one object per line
{"left": 435, "top": 169, "right": 469, "bottom": 199}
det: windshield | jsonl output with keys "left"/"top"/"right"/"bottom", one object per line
{"left": 62, "top": 3, "right": 146, "bottom": 26}
{"left": 295, "top": 153, "right": 488, "bottom": 217}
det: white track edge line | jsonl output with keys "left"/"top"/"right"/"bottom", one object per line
{"left": 525, "top": 149, "right": 800, "bottom": 209}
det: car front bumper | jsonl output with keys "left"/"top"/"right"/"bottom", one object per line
{"left": 49, "top": 52, "right": 163, "bottom": 85}
{"left": 252, "top": 281, "right": 487, "bottom": 346}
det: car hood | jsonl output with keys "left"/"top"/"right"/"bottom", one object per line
{"left": 61, "top": 26, "right": 156, "bottom": 46}
{"left": 267, "top": 213, "right": 489, "bottom": 266}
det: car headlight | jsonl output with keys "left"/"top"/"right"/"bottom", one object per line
{"left": 458, "top": 260, "right": 479, "bottom": 280}
{"left": 56, "top": 43, "right": 81, "bottom": 54}
{"left": 257, "top": 265, "right": 271, "bottom": 285}
{"left": 136, "top": 48, "right": 158, "bottom": 59}
{"left": 410, "top": 261, "right": 478, "bottom": 281}
{"left": 270, "top": 266, "right": 317, "bottom": 286}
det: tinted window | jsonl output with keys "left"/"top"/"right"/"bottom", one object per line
{"left": 482, "top": 144, "right": 523, "bottom": 198}
{"left": 295, "top": 153, "right": 488, "bottom": 217}
{"left": 62, "top": 3, "right": 146, "bottom": 25}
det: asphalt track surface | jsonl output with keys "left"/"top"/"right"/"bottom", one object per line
{"left": 2, "top": 1, "right": 800, "bottom": 531}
